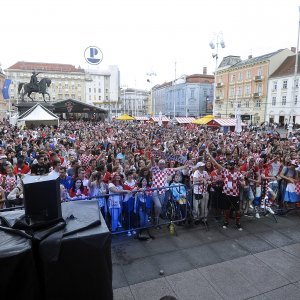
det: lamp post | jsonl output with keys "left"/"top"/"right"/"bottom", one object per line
{"left": 209, "top": 32, "right": 225, "bottom": 117}
{"left": 289, "top": 5, "right": 300, "bottom": 133}
{"left": 146, "top": 72, "right": 157, "bottom": 115}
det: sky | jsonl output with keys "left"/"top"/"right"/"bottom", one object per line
{"left": 0, "top": 0, "right": 300, "bottom": 89}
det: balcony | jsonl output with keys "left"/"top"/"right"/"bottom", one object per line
{"left": 252, "top": 92, "right": 261, "bottom": 98}
{"left": 254, "top": 75, "right": 263, "bottom": 81}
{"left": 216, "top": 82, "right": 224, "bottom": 88}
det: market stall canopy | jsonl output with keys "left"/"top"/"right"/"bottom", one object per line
{"left": 150, "top": 116, "right": 170, "bottom": 122}
{"left": 116, "top": 114, "right": 135, "bottom": 121}
{"left": 134, "top": 116, "right": 149, "bottom": 121}
{"left": 18, "top": 103, "right": 59, "bottom": 127}
{"left": 192, "top": 115, "right": 214, "bottom": 125}
{"left": 174, "top": 117, "right": 195, "bottom": 124}
{"left": 207, "top": 118, "right": 246, "bottom": 127}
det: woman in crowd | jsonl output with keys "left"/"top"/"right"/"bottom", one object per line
{"left": 69, "top": 177, "right": 89, "bottom": 199}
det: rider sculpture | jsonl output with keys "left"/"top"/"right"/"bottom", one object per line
{"left": 30, "top": 71, "right": 41, "bottom": 92}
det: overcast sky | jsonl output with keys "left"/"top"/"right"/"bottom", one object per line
{"left": 1, "top": 0, "right": 299, "bottom": 89}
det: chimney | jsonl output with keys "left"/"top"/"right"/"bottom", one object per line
{"left": 248, "top": 55, "right": 252, "bottom": 59}
{"left": 291, "top": 47, "right": 296, "bottom": 53}
{"left": 203, "top": 66, "right": 207, "bottom": 75}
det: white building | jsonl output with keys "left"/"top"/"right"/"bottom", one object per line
{"left": 120, "top": 88, "right": 150, "bottom": 116}
{"left": 86, "top": 65, "right": 120, "bottom": 107}
{"left": 267, "top": 53, "right": 300, "bottom": 125}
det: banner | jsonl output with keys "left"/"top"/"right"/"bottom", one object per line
{"left": 2, "top": 79, "right": 12, "bottom": 100}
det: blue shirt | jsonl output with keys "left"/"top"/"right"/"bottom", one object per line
{"left": 59, "top": 175, "right": 73, "bottom": 191}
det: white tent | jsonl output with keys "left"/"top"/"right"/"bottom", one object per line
{"left": 18, "top": 103, "right": 59, "bottom": 127}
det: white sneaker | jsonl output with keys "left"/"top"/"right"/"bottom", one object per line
{"left": 255, "top": 212, "right": 260, "bottom": 219}
{"left": 266, "top": 207, "right": 275, "bottom": 214}
{"left": 127, "top": 231, "right": 132, "bottom": 237}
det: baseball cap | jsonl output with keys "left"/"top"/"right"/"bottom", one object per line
{"left": 196, "top": 162, "right": 205, "bottom": 168}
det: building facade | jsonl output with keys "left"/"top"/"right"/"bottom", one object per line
{"left": 0, "top": 65, "right": 8, "bottom": 119}
{"left": 266, "top": 53, "right": 300, "bottom": 125}
{"left": 4, "top": 62, "right": 120, "bottom": 107}
{"left": 214, "top": 48, "right": 294, "bottom": 124}
{"left": 152, "top": 69, "right": 214, "bottom": 118}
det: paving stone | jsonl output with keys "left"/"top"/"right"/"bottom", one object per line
{"left": 121, "top": 256, "right": 159, "bottom": 285}
{"left": 256, "top": 230, "right": 295, "bottom": 248}
{"left": 199, "top": 260, "right": 259, "bottom": 300}
{"left": 113, "top": 264, "right": 128, "bottom": 289}
{"left": 182, "top": 244, "right": 223, "bottom": 268}
{"left": 152, "top": 249, "right": 194, "bottom": 276}
{"left": 130, "top": 277, "right": 176, "bottom": 300}
{"left": 113, "top": 286, "right": 134, "bottom": 300}
{"left": 209, "top": 239, "right": 250, "bottom": 261}
{"left": 248, "top": 284, "right": 300, "bottom": 300}
{"left": 166, "top": 269, "right": 223, "bottom": 300}
{"left": 235, "top": 234, "right": 275, "bottom": 254}
{"left": 144, "top": 235, "right": 178, "bottom": 255}
{"left": 277, "top": 227, "right": 300, "bottom": 242}
{"left": 171, "top": 230, "right": 207, "bottom": 249}
{"left": 255, "top": 248, "right": 300, "bottom": 282}
{"left": 241, "top": 220, "right": 272, "bottom": 233}
{"left": 281, "top": 243, "right": 300, "bottom": 259}
{"left": 227, "top": 255, "right": 289, "bottom": 293}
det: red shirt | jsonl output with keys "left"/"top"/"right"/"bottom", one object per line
{"left": 13, "top": 164, "right": 30, "bottom": 175}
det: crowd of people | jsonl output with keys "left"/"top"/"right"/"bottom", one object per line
{"left": 0, "top": 119, "right": 299, "bottom": 236}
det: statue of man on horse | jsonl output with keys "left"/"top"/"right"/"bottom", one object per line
{"left": 18, "top": 71, "right": 51, "bottom": 102}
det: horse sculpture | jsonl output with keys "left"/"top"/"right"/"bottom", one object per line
{"left": 18, "top": 78, "right": 51, "bottom": 102}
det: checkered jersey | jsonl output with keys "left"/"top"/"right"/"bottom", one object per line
{"left": 80, "top": 154, "right": 94, "bottom": 168}
{"left": 221, "top": 169, "right": 243, "bottom": 196}
{"left": 295, "top": 181, "right": 300, "bottom": 195}
{"left": 192, "top": 170, "right": 210, "bottom": 194}
{"left": 4, "top": 175, "right": 17, "bottom": 193}
{"left": 151, "top": 166, "right": 175, "bottom": 194}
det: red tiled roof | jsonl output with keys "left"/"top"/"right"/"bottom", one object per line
{"left": 7, "top": 61, "right": 84, "bottom": 73}
{"left": 270, "top": 54, "right": 300, "bottom": 78}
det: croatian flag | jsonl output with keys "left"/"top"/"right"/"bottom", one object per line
{"left": 2, "top": 79, "right": 11, "bottom": 100}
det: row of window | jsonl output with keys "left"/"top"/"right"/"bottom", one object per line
{"left": 88, "top": 88, "right": 108, "bottom": 93}
{"left": 272, "top": 79, "right": 299, "bottom": 90}
{"left": 272, "top": 95, "right": 298, "bottom": 105}
{"left": 221, "top": 68, "right": 263, "bottom": 83}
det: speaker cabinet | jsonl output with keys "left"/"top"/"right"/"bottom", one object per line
{"left": 23, "top": 174, "right": 62, "bottom": 221}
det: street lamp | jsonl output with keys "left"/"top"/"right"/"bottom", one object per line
{"left": 209, "top": 32, "right": 225, "bottom": 117}
{"left": 146, "top": 72, "right": 157, "bottom": 115}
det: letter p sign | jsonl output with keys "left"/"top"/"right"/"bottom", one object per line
{"left": 84, "top": 46, "right": 103, "bottom": 65}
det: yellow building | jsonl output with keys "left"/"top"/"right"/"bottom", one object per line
{"left": 214, "top": 48, "right": 294, "bottom": 124}
{"left": 5, "top": 61, "right": 86, "bottom": 104}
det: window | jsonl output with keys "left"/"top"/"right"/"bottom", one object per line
{"left": 245, "top": 101, "right": 249, "bottom": 108}
{"left": 257, "top": 67, "right": 262, "bottom": 76}
{"left": 230, "top": 102, "right": 234, "bottom": 108}
{"left": 238, "top": 87, "right": 242, "bottom": 96}
{"left": 295, "top": 79, "right": 299, "bottom": 88}
{"left": 94, "top": 88, "right": 96, "bottom": 93}
{"left": 282, "top": 95, "right": 286, "bottom": 105}
{"left": 272, "top": 97, "right": 276, "bottom": 106}
{"left": 190, "top": 89, "right": 194, "bottom": 98}
{"left": 239, "top": 72, "right": 243, "bottom": 81}
{"left": 256, "top": 83, "right": 262, "bottom": 94}
{"left": 256, "top": 100, "right": 261, "bottom": 107}
{"left": 237, "top": 101, "right": 241, "bottom": 107}
{"left": 98, "top": 88, "right": 101, "bottom": 93}
{"left": 89, "top": 88, "right": 91, "bottom": 93}
{"left": 247, "top": 70, "right": 251, "bottom": 80}
{"left": 230, "top": 87, "right": 235, "bottom": 97}
{"left": 98, "top": 96, "right": 101, "bottom": 100}
{"left": 295, "top": 95, "right": 298, "bottom": 105}
{"left": 283, "top": 80, "right": 287, "bottom": 89}
{"left": 106, "top": 96, "right": 108, "bottom": 100}
{"left": 272, "top": 81, "right": 277, "bottom": 90}
{"left": 231, "top": 74, "right": 236, "bottom": 82}
{"left": 245, "top": 85, "right": 251, "bottom": 96}
{"left": 105, "top": 88, "right": 109, "bottom": 93}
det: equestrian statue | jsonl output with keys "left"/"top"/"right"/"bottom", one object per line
{"left": 18, "top": 71, "right": 51, "bottom": 102}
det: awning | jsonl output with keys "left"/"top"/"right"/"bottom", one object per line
{"left": 208, "top": 118, "right": 246, "bottom": 127}
{"left": 18, "top": 103, "right": 59, "bottom": 121}
{"left": 116, "top": 114, "right": 135, "bottom": 120}
{"left": 174, "top": 117, "right": 195, "bottom": 124}
{"left": 134, "top": 116, "right": 149, "bottom": 121}
{"left": 150, "top": 116, "right": 170, "bottom": 122}
{"left": 192, "top": 115, "right": 214, "bottom": 125}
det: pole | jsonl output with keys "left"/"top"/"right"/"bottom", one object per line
{"left": 290, "top": 5, "right": 300, "bottom": 130}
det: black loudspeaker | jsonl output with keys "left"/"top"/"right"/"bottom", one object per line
{"left": 23, "top": 174, "right": 62, "bottom": 221}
